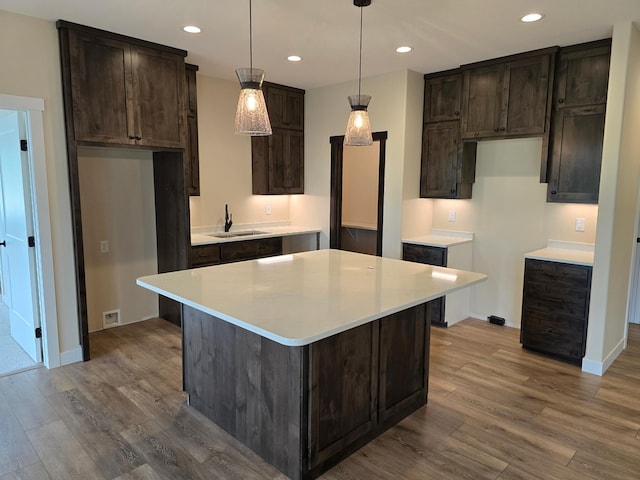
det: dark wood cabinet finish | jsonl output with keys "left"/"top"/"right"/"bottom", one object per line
{"left": 185, "top": 64, "right": 200, "bottom": 196}
{"left": 182, "top": 301, "right": 430, "bottom": 480}
{"left": 424, "top": 73, "right": 462, "bottom": 122}
{"left": 252, "top": 82, "right": 305, "bottom": 195}
{"left": 420, "top": 121, "right": 476, "bottom": 198}
{"left": 190, "top": 244, "right": 221, "bottom": 268}
{"left": 64, "top": 24, "right": 186, "bottom": 149}
{"left": 461, "top": 50, "right": 554, "bottom": 139}
{"left": 190, "top": 237, "right": 283, "bottom": 268}
{"left": 546, "top": 40, "right": 610, "bottom": 204}
{"left": 402, "top": 244, "right": 448, "bottom": 327}
{"left": 521, "top": 258, "right": 592, "bottom": 365}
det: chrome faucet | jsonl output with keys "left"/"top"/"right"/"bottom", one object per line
{"left": 224, "top": 204, "right": 233, "bottom": 232}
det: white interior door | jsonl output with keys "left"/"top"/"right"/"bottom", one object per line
{"left": 0, "top": 110, "right": 42, "bottom": 362}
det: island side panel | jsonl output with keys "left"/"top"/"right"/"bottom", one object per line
{"left": 182, "top": 305, "right": 306, "bottom": 480}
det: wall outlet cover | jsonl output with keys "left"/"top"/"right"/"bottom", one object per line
{"left": 448, "top": 210, "right": 456, "bottom": 222}
{"left": 575, "top": 217, "right": 586, "bottom": 232}
{"left": 103, "top": 309, "right": 120, "bottom": 329}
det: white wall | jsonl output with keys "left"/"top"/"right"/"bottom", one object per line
{"left": 189, "top": 75, "right": 291, "bottom": 229}
{"left": 0, "top": 10, "right": 80, "bottom": 359}
{"left": 342, "top": 143, "right": 379, "bottom": 228}
{"left": 78, "top": 149, "right": 159, "bottom": 332}
{"left": 586, "top": 21, "right": 640, "bottom": 374}
{"left": 291, "top": 70, "right": 424, "bottom": 258}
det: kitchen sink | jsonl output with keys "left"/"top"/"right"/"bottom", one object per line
{"left": 207, "top": 230, "right": 266, "bottom": 238}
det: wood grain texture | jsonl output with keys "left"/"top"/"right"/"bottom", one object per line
{"left": 2, "top": 317, "right": 640, "bottom": 479}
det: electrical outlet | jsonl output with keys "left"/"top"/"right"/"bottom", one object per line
{"left": 575, "top": 217, "right": 586, "bottom": 232}
{"left": 100, "top": 240, "right": 109, "bottom": 253}
{"left": 266, "top": 204, "right": 272, "bottom": 215}
{"left": 448, "top": 210, "right": 456, "bottom": 222}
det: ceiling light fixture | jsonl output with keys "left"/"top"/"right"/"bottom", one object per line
{"left": 396, "top": 46, "right": 413, "bottom": 53}
{"left": 287, "top": 55, "right": 302, "bottom": 62}
{"left": 235, "top": 0, "right": 272, "bottom": 136}
{"left": 345, "top": 0, "right": 373, "bottom": 146}
{"left": 183, "top": 25, "right": 201, "bottom": 33}
{"left": 521, "top": 13, "right": 543, "bottom": 22}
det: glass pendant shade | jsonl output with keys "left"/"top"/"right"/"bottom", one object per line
{"left": 345, "top": 94, "right": 373, "bottom": 146}
{"left": 235, "top": 68, "right": 272, "bottom": 136}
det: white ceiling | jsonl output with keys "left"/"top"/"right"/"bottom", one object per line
{"left": 2, "top": 0, "right": 640, "bottom": 90}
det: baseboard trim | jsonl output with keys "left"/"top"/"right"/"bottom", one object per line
{"left": 582, "top": 337, "right": 626, "bottom": 376}
{"left": 469, "top": 313, "right": 520, "bottom": 329}
{"left": 60, "top": 346, "right": 83, "bottom": 366}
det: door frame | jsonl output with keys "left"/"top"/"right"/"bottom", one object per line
{"left": 0, "top": 94, "right": 60, "bottom": 368}
{"left": 330, "top": 131, "right": 387, "bottom": 256}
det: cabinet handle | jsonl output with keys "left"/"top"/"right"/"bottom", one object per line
{"left": 558, "top": 98, "right": 565, "bottom": 104}
{"left": 500, "top": 127, "right": 505, "bottom": 131}
{"left": 135, "top": 136, "right": 142, "bottom": 140}
{"left": 494, "top": 127, "right": 500, "bottom": 132}
{"left": 550, "top": 190, "right": 557, "bottom": 195}
{"left": 450, "top": 189, "right": 456, "bottom": 194}
{"left": 128, "top": 135, "right": 135, "bottom": 140}
{"left": 454, "top": 111, "right": 460, "bottom": 116}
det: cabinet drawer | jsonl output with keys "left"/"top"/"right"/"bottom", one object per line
{"left": 402, "top": 244, "right": 447, "bottom": 267}
{"left": 520, "top": 309, "right": 587, "bottom": 362}
{"left": 523, "top": 283, "right": 589, "bottom": 318}
{"left": 220, "top": 237, "right": 282, "bottom": 263}
{"left": 190, "top": 244, "right": 221, "bottom": 267}
{"left": 524, "top": 259, "right": 591, "bottom": 289}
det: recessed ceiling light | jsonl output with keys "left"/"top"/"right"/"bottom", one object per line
{"left": 287, "top": 55, "right": 302, "bottom": 62}
{"left": 521, "top": 13, "right": 543, "bottom": 23}
{"left": 396, "top": 46, "right": 413, "bottom": 54}
{"left": 183, "top": 25, "right": 201, "bottom": 33}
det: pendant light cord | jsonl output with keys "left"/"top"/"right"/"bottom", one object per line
{"left": 358, "top": 5, "right": 363, "bottom": 101}
{"left": 249, "top": 0, "right": 253, "bottom": 71}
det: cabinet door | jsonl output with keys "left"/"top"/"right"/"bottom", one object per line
{"left": 185, "top": 64, "right": 200, "bottom": 196}
{"left": 378, "top": 305, "right": 428, "bottom": 425}
{"left": 67, "top": 30, "right": 134, "bottom": 144}
{"left": 461, "top": 64, "right": 504, "bottom": 138}
{"left": 309, "top": 322, "right": 378, "bottom": 469}
{"left": 219, "top": 237, "right": 283, "bottom": 263}
{"left": 266, "top": 85, "right": 304, "bottom": 130}
{"left": 131, "top": 45, "right": 185, "bottom": 149}
{"left": 554, "top": 44, "right": 611, "bottom": 108}
{"left": 420, "top": 121, "right": 461, "bottom": 198}
{"left": 269, "top": 129, "right": 304, "bottom": 194}
{"left": 424, "top": 74, "right": 462, "bottom": 123}
{"left": 547, "top": 105, "right": 605, "bottom": 204}
{"left": 503, "top": 55, "right": 551, "bottom": 135}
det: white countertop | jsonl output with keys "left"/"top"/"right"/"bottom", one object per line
{"left": 525, "top": 240, "right": 595, "bottom": 266}
{"left": 403, "top": 230, "right": 474, "bottom": 248}
{"left": 191, "top": 225, "right": 321, "bottom": 246}
{"left": 137, "top": 249, "right": 487, "bottom": 346}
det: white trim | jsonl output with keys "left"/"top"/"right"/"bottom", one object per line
{"left": 581, "top": 337, "right": 626, "bottom": 376}
{"left": 0, "top": 94, "right": 60, "bottom": 369}
{"left": 60, "top": 346, "right": 83, "bottom": 366}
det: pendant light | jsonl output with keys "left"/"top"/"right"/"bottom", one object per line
{"left": 235, "top": 0, "right": 272, "bottom": 136}
{"left": 345, "top": 0, "right": 373, "bottom": 146}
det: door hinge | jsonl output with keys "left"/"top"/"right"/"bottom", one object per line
{"left": 20, "top": 139, "right": 28, "bottom": 152}
{"left": 35, "top": 327, "right": 42, "bottom": 339}
{"left": 28, "top": 236, "right": 35, "bottom": 247}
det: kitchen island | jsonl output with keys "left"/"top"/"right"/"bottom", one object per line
{"left": 137, "top": 249, "right": 486, "bottom": 479}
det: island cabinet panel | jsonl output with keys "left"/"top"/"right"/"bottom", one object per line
{"left": 181, "top": 301, "right": 432, "bottom": 480}
{"left": 520, "top": 259, "right": 592, "bottom": 365}
{"left": 63, "top": 24, "right": 186, "bottom": 149}
{"left": 461, "top": 50, "right": 554, "bottom": 139}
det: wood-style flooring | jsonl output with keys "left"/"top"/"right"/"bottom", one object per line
{"left": 1, "top": 318, "right": 639, "bottom": 479}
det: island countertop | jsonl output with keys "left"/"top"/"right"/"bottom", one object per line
{"left": 137, "top": 249, "right": 487, "bottom": 346}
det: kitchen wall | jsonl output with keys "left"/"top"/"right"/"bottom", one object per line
{"left": 342, "top": 143, "right": 379, "bottom": 228}
{"left": 0, "top": 10, "right": 80, "bottom": 361}
{"left": 189, "top": 75, "right": 291, "bottom": 229}
{"left": 78, "top": 148, "right": 159, "bottom": 332}
{"left": 431, "top": 138, "right": 598, "bottom": 327}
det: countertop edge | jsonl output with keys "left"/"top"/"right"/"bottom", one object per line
{"left": 191, "top": 227, "right": 321, "bottom": 246}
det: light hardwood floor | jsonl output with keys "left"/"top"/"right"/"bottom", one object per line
{"left": 1, "top": 318, "right": 639, "bottom": 479}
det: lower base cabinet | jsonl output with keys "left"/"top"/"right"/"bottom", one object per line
{"left": 183, "top": 302, "right": 430, "bottom": 480}
{"left": 520, "top": 258, "right": 592, "bottom": 365}
{"left": 190, "top": 237, "right": 283, "bottom": 268}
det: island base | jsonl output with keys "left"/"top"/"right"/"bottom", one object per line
{"left": 182, "top": 303, "right": 430, "bottom": 479}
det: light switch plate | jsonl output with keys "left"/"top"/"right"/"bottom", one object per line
{"left": 100, "top": 240, "right": 109, "bottom": 253}
{"left": 266, "top": 204, "right": 272, "bottom": 215}
{"left": 575, "top": 217, "right": 585, "bottom": 232}
{"left": 448, "top": 210, "right": 456, "bottom": 222}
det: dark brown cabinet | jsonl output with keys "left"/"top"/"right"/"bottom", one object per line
{"left": 252, "top": 82, "right": 305, "bottom": 194}
{"left": 65, "top": 26, "right": 186, "bottom": 149}
{"left": 185, "top": 64, "right": 200, "bottom": 196}
{"left": 420, "top": 71, "right": 476, "bottom": 199}
{"left": 190, "top": 237, "right": 283, "bottom": 268}
{"left": 402, "top": 243, "right": 448, "bottom": 327}
{"left": 546, "top": 40, "right": 611, "bottom": 204}
{"left": 521, "top": 258, "right": 592, "bottom": 365}
{"left": 461, "top": 51, "right": 554, "bottom": 139}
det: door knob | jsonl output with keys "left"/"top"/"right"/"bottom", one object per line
{"left": 0, "top": 241, "right": 5, "bottom": 247}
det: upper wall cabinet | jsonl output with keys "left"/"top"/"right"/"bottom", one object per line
{"left": 424, "top": 73, "right": 462, "bottom": 123}
{"left": 546, "top": 40, "right": 611, "bottom": 204}
{"left": 252, "top": 82, "right": 305, "bottom": 195}
{"left": 461, "top": 49, "right": 556, "bottom": 139}
{"left": 59, "top": 21, "right": 187, "bottom": 149}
